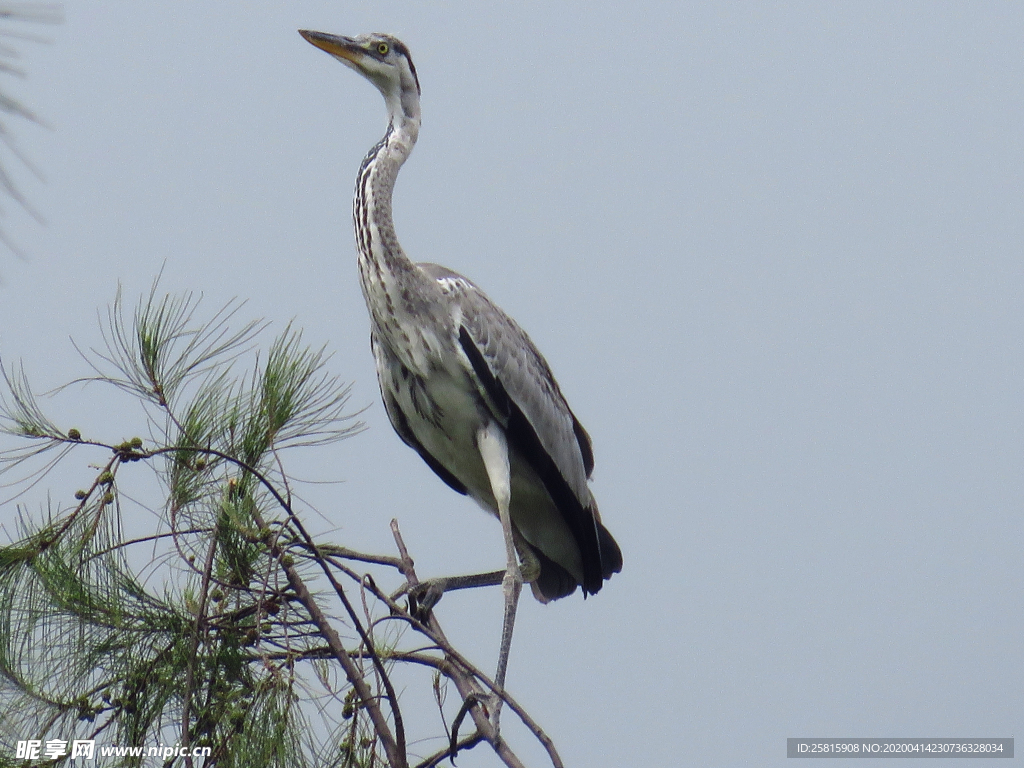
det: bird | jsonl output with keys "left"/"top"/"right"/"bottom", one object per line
{"left": 299, "top": 30, "right": 622, "bottom": 703}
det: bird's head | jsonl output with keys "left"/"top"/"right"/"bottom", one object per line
{"left": 300, "top": 30, "right": 421, "bottom": 126}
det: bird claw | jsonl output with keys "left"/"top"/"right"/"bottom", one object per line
{"left": 407, "top": 579, "right": 447, "bottom": 621}
{"left": 449, "top": 690, "right": 499, "bottom": 756}
{"left": 519, "top": 555, "right": 540, "bottom": 585}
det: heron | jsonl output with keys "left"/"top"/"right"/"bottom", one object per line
{"left": 299, "top": 30, "right": 622, "bottom": 715}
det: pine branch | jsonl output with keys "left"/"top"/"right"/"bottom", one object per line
{"left": 0, "top": 283, "right": 564, "bottom": 767}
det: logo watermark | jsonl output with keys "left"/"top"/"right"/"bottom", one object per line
{"left": 16, "top": 739, "right": 212, "bottom": 761}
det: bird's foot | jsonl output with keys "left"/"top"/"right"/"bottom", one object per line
{"left": 511, "top": 529, "right": 541, "bottom": 585}
{"left": 406, "top": 578, "right": 449, "bottom": 622}
{"left": 500, "top": 563, "right": 523, "bottom": 605}
{"left": 518, "top": 554, "right": 540, "bottom": 584}
{"left": 394, "top": 570, "right": 507, "bottom": 620}
{"left": 448, "top": 691, "right": 500, "bottom": 756}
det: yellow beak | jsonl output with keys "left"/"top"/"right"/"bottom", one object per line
{"left": 299, "top": 30, "right": 363, "bottom": 65}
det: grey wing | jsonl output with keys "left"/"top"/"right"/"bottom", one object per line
{"left": 419, "top": 263, "right": 621, "bottom": 594}
{"left": 419, "top": 263, "right": 594, "bottom": 501}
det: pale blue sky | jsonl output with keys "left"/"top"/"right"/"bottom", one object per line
{"left": 0, "top": 2, "right": 1021, "bottom": 765}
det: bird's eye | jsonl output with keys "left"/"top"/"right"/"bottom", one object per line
{"left": 377, "top": 42, "right": 389, "bottom": 55}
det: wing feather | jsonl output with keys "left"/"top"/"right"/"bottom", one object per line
{"left": 421, "top": 263, "right": 620, "bottom": 594}
{"left": 421, "top": 266, "right": 593, "bottom": 493}
{"left": 422, "top": 264, "right": 593, "bottom": 494}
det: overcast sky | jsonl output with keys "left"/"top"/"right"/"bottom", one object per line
{"left": 0, "top": 1, "right": 1021, "bottom": 766}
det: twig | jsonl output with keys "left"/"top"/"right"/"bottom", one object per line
{"left": 180, "top": 535, "right": 218, "bottom": 768}
{"left": 390, "top": 520, "right": 559, "bottom": 768}
{"left": 147, "top": 442, "right": 409, "bottom": 768}
{"left": 11, "top": 429, "right": 567, "bottom": 768}
{"left": 414, "top": 732, "right": 486, "bottom": 768}
{"left": 256, "top": 513, "right": 407, "bottom": 768}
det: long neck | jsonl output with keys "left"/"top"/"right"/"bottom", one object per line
{"left": 354, "top": 113, "right": 444, "bottom": 359}
{"left": 353, "top": 112, "right": 420, "bottom": 285}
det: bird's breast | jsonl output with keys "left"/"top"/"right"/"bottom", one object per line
{"left": 360, "top": 263, "right": 457, "bottom": 373}
{"left": 381, "top": 351, "right": 494, "bottom": 489}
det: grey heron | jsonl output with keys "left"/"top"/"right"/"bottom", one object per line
{"left": 299, "top": 29, "right": 622, "bottom": 709}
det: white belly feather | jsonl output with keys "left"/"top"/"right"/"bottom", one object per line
{"left": 376, "top": 338, "right": 584, "bottom": 582}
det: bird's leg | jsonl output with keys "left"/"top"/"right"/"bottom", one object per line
{"left": 403, "top": 539, "right": 540, "bottom": 618}
{"left": 476, "top": 421, "right": 520, "bottom": 731}
{"left": 403, "top": 570, "right": 505, "bottom": 620}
